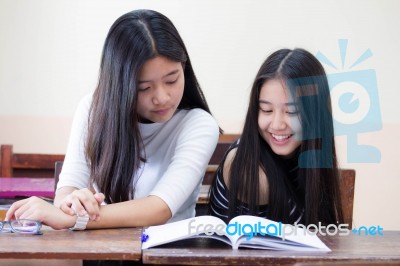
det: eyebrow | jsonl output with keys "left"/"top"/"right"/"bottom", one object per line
{"left": 259, "top": 100, "right": 297, "bottom": 106}
{"left": 138, "top": 69, "right": 180, "bottom": 84}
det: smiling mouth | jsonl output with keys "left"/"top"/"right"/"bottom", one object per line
{"left": 271, "top": 133, "right": 293, "bottom": 141}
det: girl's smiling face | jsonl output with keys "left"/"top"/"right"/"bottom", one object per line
{"left": 137, "top": 56, "right": 185, "bottom": 123}
{"left": 258, "top": 79, "right": 302, "bottom": 158}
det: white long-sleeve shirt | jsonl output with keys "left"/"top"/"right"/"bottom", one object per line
{"left": 57, "top": 94, "right": 219, "bottom": 222}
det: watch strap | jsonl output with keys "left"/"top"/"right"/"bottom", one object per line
{"left": 69, "top": 213, "right": 89, "bottom": 231}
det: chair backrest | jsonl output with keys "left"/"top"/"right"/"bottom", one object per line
{"left": 54, "top": 160, "right": 64, "bottom": 191}
{"left": 0, "top": 144, "right": 65, "bottom": 178}
{"left": 338, "top": 169, "right": 356, "bottom": 228}
{"left": 203, "top": 134, "right": 240, "bottom": 184}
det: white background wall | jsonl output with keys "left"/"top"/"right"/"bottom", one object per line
{"left": 1, "top": 0, "right": 399, "bottom": 230}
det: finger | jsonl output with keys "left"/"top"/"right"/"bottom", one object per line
{"left": 66, "top": 189, "right": 91, "bottom": 216}
{"left": 15, "top": 205, "right": 36, "bottom": 220}
{"left": 94, "top": 193, "right": 105, "bottom": 204}
{"left": 69, "top": 196, "right": 88, "bottom": 216}
{"left": 91, "top": 193, "right": 105, "bottom": 221}
{"left": 9, "top": 197, "right": 42, "bottom": 221}
{"left": 59, "top": 195, "right": 76, "bottom": 216}
{"left": 5, "top": 198, "right": 29, "bottom": 220}
{"left": 72, "top": 189, "right": 99, "bottom": 219}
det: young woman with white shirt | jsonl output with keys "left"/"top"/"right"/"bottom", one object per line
{"left": 6, "top": 9, "right": 220, "bottom": 230}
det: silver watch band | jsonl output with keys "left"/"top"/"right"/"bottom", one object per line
{"left": 69, "top": 213, "right": 89, "bottom": 231}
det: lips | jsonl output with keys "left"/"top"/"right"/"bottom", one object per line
{"left": 153, "top": 107, "right": 170, "bottom": 116}
{"left": 271, "top": 133, "right": 293, "bottom": 141}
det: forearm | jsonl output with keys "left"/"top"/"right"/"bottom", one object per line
{"left": 86, "top": 195, "right": 172, "bottom": 229}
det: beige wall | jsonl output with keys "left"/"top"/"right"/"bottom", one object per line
{"left": 1, "top": 0, "right": 399, "bottom": 229}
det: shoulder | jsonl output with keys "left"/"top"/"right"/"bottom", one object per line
{"left": 179, "top": 108, "right": 217, "bottom": 123}
{"left": 74, "top": 94, "right": 93, "bottom": 116}
{"left": 175, "top": 108, "right": 219, "bottom": 135}
{"left": 222, "top": 147, "right": 238, "bottom": 187}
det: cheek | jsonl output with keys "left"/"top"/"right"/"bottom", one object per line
{"left": 136, "top": 95, "right": 147, "bottom": 115}
{"left": 175, "top": 79, "right": 185, "bottom": 101}
{"left": 258, "top": 113, "right": 269, "bottom": 130}
{"left": 258, "top": 115, "right": 271, "bottom": 142}
{"left": 289, "top": 116, "right": 303, "bottom": 140}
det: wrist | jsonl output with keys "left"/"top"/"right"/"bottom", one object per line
{"left": 69, "top": 213, "right": 89, "bottom": 231}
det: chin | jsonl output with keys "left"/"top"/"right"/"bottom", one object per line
{"left": 154, "top": 115, "right": 174, "bottom": 123}
{"left": 272, "top": 148, "right": 297, "bottom": 158}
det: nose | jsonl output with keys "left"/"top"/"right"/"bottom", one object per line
{"left": 270, "top": 112, "right": 287, "bottom": 130}
{"left": 152, "top": 86, "right": 170, "bottom": 105}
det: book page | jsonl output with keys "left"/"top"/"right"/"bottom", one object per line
{"left": 238, "top": 236, "right": 330, "bottom": 251}
{"left": 142, "top": 215, "right": 231, "bottom": 249}
{"left": 227, "top": 215, "right": 330, "bottom": 251}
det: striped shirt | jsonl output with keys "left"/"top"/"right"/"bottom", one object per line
{"left": 209, "top": 166, "right": 268, "bottom": 222}
{"left": 209, "top": 140, "right": 304, "bottom": 224}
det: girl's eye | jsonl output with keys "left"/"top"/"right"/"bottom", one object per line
{"left": 166, "top": 78, "right": 178, "bottom": 85}
{"left": 260, "top": 108, "right": 272, "bottom": 113}
{"left": 287, "top": 111, "right": 299, "bottom": 116}
{"left": 138, "top": 87, "right": 150, "bottom": 92}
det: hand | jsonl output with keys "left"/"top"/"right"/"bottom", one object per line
{"left": 58, "top": 188, "right": 105, "bottom": 221}
{"left": 5, "top": 196, "right": 76, "bottom": 230}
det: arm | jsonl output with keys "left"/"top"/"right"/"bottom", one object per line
{"left": 54, "top": 186, "right": 76, "bottom": 208}
{"left": 222, "top": 148, "right": 236, "bottom": 187}
{"left": 147, "top": 110, "right": 219, "bottom": 221}
{"left": 23, "top": 109, "right": 218, "bottom": 229}
{"left": 54, "top": 95, "right": 98, "bottom": 217}
{"left": 55, "top": 187, "right": 105, "bottom": 219}
{"left": 86, "top": 196, "right": 171, "bottom": 228}
{"left": 5, "top": 194, "right": 168, "bottom": 229}
{"left": 87, "top": 109, "right": 219, "bottom": 227}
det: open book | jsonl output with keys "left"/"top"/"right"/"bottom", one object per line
{"left": 141, "top": 215, "right": 330, "bottom": 251}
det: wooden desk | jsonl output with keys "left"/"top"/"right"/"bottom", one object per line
{"left": 142, "top": 231, "right": 400, "bottom": 265}
{"left": 0, "top": 227, "right": 142, "bottom": 261}
{"left": 0, "top": 177, "right": 55, "bottom": 198}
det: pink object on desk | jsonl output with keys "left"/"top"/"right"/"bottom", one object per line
{"left": 0, "top": 177, "right": 55, "bottom": 198}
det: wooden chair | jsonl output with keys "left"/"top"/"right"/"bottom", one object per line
{"left": 0, "top": 144, "right": 64, "bottom": 178}
{"left": 54, "top": 160, "right": 64, "bottom": 191}
{"left": 339, "top": 169, "right": 356, "bottom": 228}
{"left": 203, "top": 134, "right": 240, "bottom": 184}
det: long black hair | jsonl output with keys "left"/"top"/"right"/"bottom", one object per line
{"left": 226, "top": 48, "right": 343, "bottom": 225}
{"left": 86, "top": 9, "right": 216, "bottom": 204}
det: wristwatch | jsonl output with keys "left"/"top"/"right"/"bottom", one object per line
{"left": 69, "top": 213, "right": 90, "bottom": 231}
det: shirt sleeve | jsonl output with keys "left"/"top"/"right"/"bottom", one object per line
{"left": 56, "top": 94, "right": 92, "bottom": 190}
{"left": 149, "top": 110, "right": 219, "bottom": 216}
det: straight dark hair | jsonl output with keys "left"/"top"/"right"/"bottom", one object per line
{"left": 86, "top": 9, "right": 216, "bottom": 204}
{"left": 227, "top": 48, "right": 343, "bottom": 225}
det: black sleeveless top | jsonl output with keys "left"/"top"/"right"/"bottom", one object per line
{"left": 209, "top": 139, "right": 304, "bottom": 224}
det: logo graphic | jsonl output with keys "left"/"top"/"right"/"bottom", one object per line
{"left": 316, "top": 39, "right": 382, "bottom": 163}
{"left": 188, "top": 219, "right": 384, "bottom": 240}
